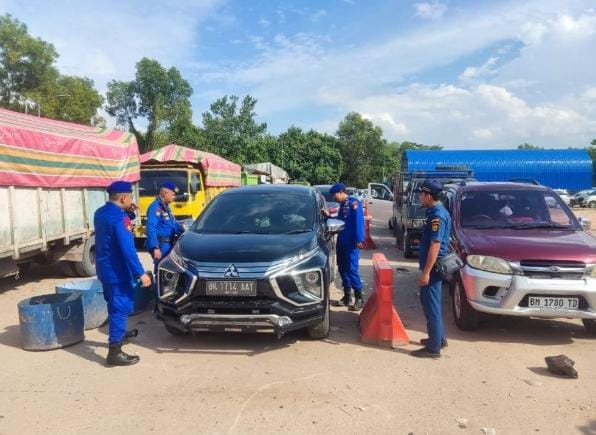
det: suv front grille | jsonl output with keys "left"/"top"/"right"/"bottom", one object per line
{"left": 520, "top": 260, "right": 586, "bottom": 280}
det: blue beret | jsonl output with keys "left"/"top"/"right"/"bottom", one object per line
{"left": 417, "top": 179, "right": 443, "bottom": 195}
{"left": 329, "top": 183, "right": 346, "bottom": 195}
{"left": 160, "top": 181, "right": 179, "bottom": 193}
{"left": 106, "top": 181, "right": 132, "bottom": 194}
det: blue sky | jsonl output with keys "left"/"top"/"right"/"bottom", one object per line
{"left": 2, "top": 0, "right": 596, "bottom": 149}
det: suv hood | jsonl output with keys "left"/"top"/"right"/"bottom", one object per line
{"left": 177, "top": 231, "right": 318, "bottom": 263}
{"left": 460, "top": 228, "right": 596, "bottom": 263}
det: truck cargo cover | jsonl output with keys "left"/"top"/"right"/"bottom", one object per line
{"left": 0, "top": 108, "right": 140, "bottom": 188}
{"left": 140, "top": 144, "right": 241, "bottom": 187}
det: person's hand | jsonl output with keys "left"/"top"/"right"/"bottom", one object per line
{"left": 153, "top": 248, "right": 162, "bottom": 261}
{"left": 418, "top": 272, "right": 430, "bottom": 287}
{"left": 356, "top": 242, "right": 365, "bottom": 249}
{"left": 140, "top": 273, "right": 152, "bottom": 288}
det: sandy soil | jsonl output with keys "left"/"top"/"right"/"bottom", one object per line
{"left": 0, "top": 202, "right": 594, "bottom": 434}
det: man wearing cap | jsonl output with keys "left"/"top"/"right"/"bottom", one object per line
{"left": 411, "top": 179, "right": 452, "bottom": 359}
{"left": 146, "top": 181, "right": 184, "bottom": 273}
{"left": 95, "top": 181, "right": 152, "bottom": 366}
{"left": 330, "top": 182, "right": 365, "bottom": 311}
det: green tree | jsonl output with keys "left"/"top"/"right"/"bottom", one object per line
{"left": 106, "top": 57, "right": 193, "bottom": 152}
{"left": 274, "top": 127, "right": 341, "bottom": 184}
{"left": 0, "top": 14, "right": 58, "bottom": 108}
{"left": 517, "top": 142, "right": 543, "bottom": 150}
{"left": 201, "top": 95, "right": 268, "bottom": 164}
{"left": 336, "top": 112, "right": 391, "bottom": 187}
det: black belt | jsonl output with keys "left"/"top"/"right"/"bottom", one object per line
{"left": 158, "top": 237, "right": 171, "bottom": 243}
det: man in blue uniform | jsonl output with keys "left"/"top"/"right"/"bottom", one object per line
{"left": 146, "top": 181, "right": 184, "bottom": 273}
{"left": 331, "top": 183, "right": 365, "bottom": 311}
{"left": 411, "top": 179, "right": 452, "bottom": 359}
{"left": 94, "top": 181, "right": 152, "bottom": 366}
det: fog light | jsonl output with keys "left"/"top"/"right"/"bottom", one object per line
{"left": 305, "top": 272, "right": 319, "bottom": 284}
{"left": 278, "top": 316, "right": 292, "bottom": 327}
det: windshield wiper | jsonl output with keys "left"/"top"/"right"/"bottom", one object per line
{"left": 284, "top": 229, "right": 312, "bottom": 234}
{"left": 465, "top": 224, "right": 508, "bottom": 229}
{"left": 509, "top": 222, "right": 572, "bottom": 230}
{"left": 232, "top": 230, "right": 272, "bottom": 234}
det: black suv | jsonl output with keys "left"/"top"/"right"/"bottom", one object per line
{"left": 155, "top": 185, "right": 344, "bottom": 339}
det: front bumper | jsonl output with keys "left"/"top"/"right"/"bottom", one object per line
{"left": 461, "top": 265, "right": 596, "bottom": 319}
{"left": 157, "top": 311, "right": 323, "bottom": 335}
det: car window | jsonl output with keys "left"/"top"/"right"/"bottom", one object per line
{"left": 193, "top": 193, "right": 315, "bottom": 234}
{"left": 459, "top": 189, "right": 579, "bottom": 229}
{"left": 315, "top": 186, "right": 334, "bottom": 203}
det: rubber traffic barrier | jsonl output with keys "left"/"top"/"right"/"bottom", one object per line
{"left": 55, "top": 278, "right": 107, "bottom": 330}
{"left": 18, "top": 293, "right": 85, "bottom": 351}
{"left": 362, "top": 201, "right": 377, "bottom": 250}
{"left": 359, "top": 253, "right": 409, "bottom": 347}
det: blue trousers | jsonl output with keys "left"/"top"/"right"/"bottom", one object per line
{"left": 337, "top": 245, "right": 362, "bottom": 293}
{"left": 102, "top": 282, "right": 134, "bottom": 344}
{"left": 419, "top": 270, "right": 445, "bottom": 353}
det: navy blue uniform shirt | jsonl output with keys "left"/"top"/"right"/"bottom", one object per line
{"left": 146, "top": 198, "right": 184, "bottom": 250}
{"left": 94, "top": 202, "right": 145, "bottom": 284}
{"left": 337, "top": 196, "right": 365, "bottom": 249}
{"left": 419, "top": 202, "right": 452, "bottom": 270}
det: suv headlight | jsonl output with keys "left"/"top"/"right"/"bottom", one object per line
{"left": 292, "top": 270, "right": 323, "bottom": 298}
{"left": 587, "top": 265, "right": 596, "bottom": 278}
{"left": 168, "top": 244, "right": 188, "bottom": 269}
{"left": 467, "top": 255, "right": 513, "bottom": 275}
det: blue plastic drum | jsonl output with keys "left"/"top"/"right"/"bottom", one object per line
{"left": 55, "top": 279, "right": 108, "bottom": 329}
{"left": 18, "top": 293, "right": 85, "bottom": 351}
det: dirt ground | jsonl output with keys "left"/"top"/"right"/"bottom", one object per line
{"left": 0, "top": 203, "right": 595, "bottom": 434}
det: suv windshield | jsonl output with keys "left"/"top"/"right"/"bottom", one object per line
{"left": 193, "top": 193, "right": 315, "bottom": 234}
{"left": 140, "top": 170, "right": 188, "bottom": 196}
{"left": 460, "top": 189, "right": 579, "bottom": 229}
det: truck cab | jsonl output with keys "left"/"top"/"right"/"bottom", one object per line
{"left": 391, "top": 168, "right": 474, "bottom": 258}
{"left": 135, "top": 164, "right": 226, "bottom": 239}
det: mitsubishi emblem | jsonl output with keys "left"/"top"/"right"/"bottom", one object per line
{"left": 549, "top": 266, "right": 561, "bottom": 273}
{"left": 224, "top": 264, "right": 240, "bottom": 278}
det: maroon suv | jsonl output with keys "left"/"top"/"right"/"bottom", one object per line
{"left": 443, "top": 182, "right": 596, "bottom": 335}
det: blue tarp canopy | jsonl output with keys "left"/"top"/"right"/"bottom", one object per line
{"left": 403, "top": 149, "right": 593, "bottom": 191}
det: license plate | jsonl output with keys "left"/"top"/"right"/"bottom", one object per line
{"left": 205, "top": 280, "right": 257, "bottom": 297}
{"left": 528, "top": 296, "right": 579, "bottom": 310}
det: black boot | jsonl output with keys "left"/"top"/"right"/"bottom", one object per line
{"left": 106, "top": 342, "right": 139, "bottom": 366}
{"left": 421, "top": 338, "right": 448, "bottom": 349}
{"left": 349, "top": 291, "right": 363, "bottom": 311}
{"left": 338, "top": 290, "right": 352, "bottom": 307}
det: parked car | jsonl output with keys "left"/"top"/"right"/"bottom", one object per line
{"left": 570, "top": 189, "right": 594, "bottom": 207}
{"left": 155, "top": 185, "right": 343, "bottom": 339}
{"left": 313, "top": 184, "right": 339, "bottom": 217}
{"left": 553, "top": 189, "right": 571, "bottom": 206}
{"left": 443, "top": 182, "right": 596, "bottom": 335}
{"left": 580, "top": 190, "right": 596, "bottom": 208}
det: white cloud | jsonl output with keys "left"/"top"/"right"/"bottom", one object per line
{"left": 414, "top": 2, "right": 447, "bottom": 20}
{"left": 0, "top": 0, "right": 223, "bottom": 91}
{"left": 259, "top": 18, "right": 271, "bottom": 27}
{"left": 310, "top": 9, "right": 327, "bottom": 22}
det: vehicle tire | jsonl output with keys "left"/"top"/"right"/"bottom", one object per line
{"left": 451, "top": 274, "right": 480, "bottom": 331}
{"left": 583, "top": 319, "right": 596, "bottom": 336}
{"left": 589, "top": 201, "right": 596, "bottom": 209}
{"left": 388, "top": 218, "right": 393, "bottom": 230}
{"left": 308, "top": 296, "right": 330, "bottom": 339}
{"left": 16, "top": 262, "right": 31, "bottom": 279}
{"left": 73, "top": 236, "right": 96, "bottom": 277}
{"left": 165, "top": 323, "right": 187, "bottom": 336}
{"left": 59, "top": 260, "right": 79, "bottom": 277}
{"left": 403, "top": 233, "right": 414, "bottom": 259}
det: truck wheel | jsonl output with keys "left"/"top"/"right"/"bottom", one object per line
{"left": 308, "top": 296, "right": 330, "bottom": 339}
{"left": 60, "top": 261, "right": 79, "bottom": 277}
{"left": 74, "top": 236, "right": 96, "bottom": 277}
{"left": 165, "top": 323, "right": 188, "bottom": 336}
{"left": 452, "top": 274, "right": 479, "bottom": 331}
{"left": 583, "top": 319, "right": 596, "bottom": 336}
{"left": 403, "top": 233, "right": 414, "bottom": 259}
{"left": 589, "top": 201, "right": 596, "bottom": 209}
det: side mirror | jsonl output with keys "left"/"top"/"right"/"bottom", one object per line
{"left": 190, "top": 184, "right": 198, "bottom": 194}
{"left": 326, "top": 218, "right": 345, "bottom": 234}
{"left": 579, "top": 217, "right": 591, "bottom": 231}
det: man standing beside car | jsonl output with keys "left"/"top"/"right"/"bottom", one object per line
{"left": 146, "top": 181, "right": 184, "bottom": 274}
{"left": 411, "top": 179, "right": 451, "bottom": 359}
{"left": 95, "top": 181, "right": 152, "bottom": 366}
{"left": 330, "top": 182, "right": 365, "bottom": 311}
